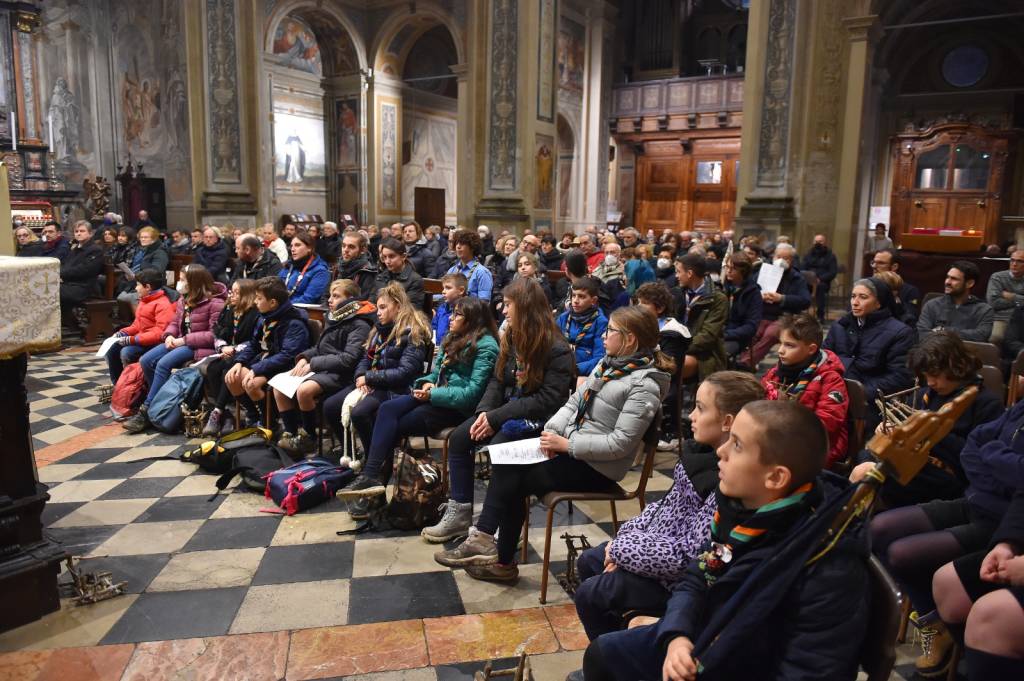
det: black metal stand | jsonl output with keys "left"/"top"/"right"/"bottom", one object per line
{"left": 0, "top": 353, "right": 67, "bottom": 632}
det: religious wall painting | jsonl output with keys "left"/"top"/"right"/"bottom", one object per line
{"left": 557, "top": 17, "right": 585, "bottom": 94}
{"left": 380, "top": 100, "right": 398, "bottom": 211}
{"left": 24, "top": 151, "right": 44, "bottom": 174}
{"left": 534, "top": 133, "right": 554, "bottom": 210}
{"left": 536, "top": 0, "right": 556, "bottom": 122}
{"left": 273, "top": 16, "right": 322, "bottom": 75}
{"left": 274, "top": 110, "right": 325, "bottom": 191}
{"left": 402, "top": 111, "right": 456, "bottom": 215}
{"left": 336, "top": 97, "right": 359, "bottom": 168}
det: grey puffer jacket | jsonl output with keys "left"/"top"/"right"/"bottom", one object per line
{"left": 544, "top": 362, "right": 670, "bottom": 482}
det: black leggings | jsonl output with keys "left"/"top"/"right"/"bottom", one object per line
{"left": 475, "top": 455, "right": 618, "bottom": 564}
{"left": 205, "top": 357, "right": 234, "bottom": 410}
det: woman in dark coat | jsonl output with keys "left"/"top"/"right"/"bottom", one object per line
{"left": 823, "top": 276, "right": 915, "bottom": 429}
{"left": 424, "top": 278, "right": 575, "bottom": 543}
{"left": 722, "top": 252, "right": 763, "bottom": 357}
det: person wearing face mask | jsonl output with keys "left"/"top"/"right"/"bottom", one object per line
{"left": 744, "top": 242, "right": 811, "bottom": 367}
{"left": 802, "top": 234, "right": 838, "bottom": 322}
{"left": 592, "top": 242, "right": 625, "bottom": 284}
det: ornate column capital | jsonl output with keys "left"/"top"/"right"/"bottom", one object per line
{"left": 842, "top": 14, "right": 880, "bottom": 44}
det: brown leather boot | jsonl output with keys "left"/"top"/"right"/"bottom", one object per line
{"left": 912, "top": 612, "right": 956, "bottom": 678}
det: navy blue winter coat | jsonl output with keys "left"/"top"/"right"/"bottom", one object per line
{"left": 354, "top": 325, "right": 429, "bottom": 397}
{"left": 233, "top": 301, "right": 310, "bottom": 377}
{"left": 762, "top": 267, "right": 811, "bottom": 321}
{"left": 723, "top": 278, "right": 763, "bottom": 346}
{"left": 596, "top": 474, "right": 869, "bottom": 681}
{"left": 960, "top": 397, "right": 1024, "bottom": 521}
{"left": 822, "top": 309, "right": 915, "bottom": 400}
{"left": 193, "top": 240, "right": 229, "bottom": 281}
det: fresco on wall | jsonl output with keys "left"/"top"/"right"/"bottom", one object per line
{"left": 558, "top": 17, "right": 585, "bottom": 94}
{"left": 402, "top": 110, "right": 457, "bottom": 216}
{"left": 336, "top": 97, "right": 359, "bottom": 168}
{"left": 534, "top": 134, "right": 554, "bottom": 210}
{"left": 274, "top": 111, "right": 325, "bottom": 191}
{"left": 273, "top": 16, "right": 322, "bottom": 75}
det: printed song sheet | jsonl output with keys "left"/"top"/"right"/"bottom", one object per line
{"left": 268, "top": 371, "right": 315, "bottom": 399}
{"left": 486, "top": 438, "right": 548, "bottom": 465}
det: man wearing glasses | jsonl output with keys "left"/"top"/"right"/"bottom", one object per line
{"left": 986, "top": 250, "right": 1024, "bottom": 344}
{"left": 871, "top": 248, "right": 921, "bottom": 324}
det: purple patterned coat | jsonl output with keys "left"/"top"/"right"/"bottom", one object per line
{"left": 607, "top": 461, "right": 716, "bottom": 588}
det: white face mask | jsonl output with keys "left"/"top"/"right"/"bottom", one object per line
{"left": 604, "top": 254, "right": 619, "bottom": 267}
{"left": 176, "top": 280, "right": 188, "bottom": 294}
{"left": 773, "top": 258, "right": 790, "bottom": 270}
{"left": 657, "top": 258, "right": 671, "bottom": 270}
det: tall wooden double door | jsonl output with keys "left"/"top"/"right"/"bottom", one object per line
{"left": 633, "top": 137, "right": 740, "bottom": 234}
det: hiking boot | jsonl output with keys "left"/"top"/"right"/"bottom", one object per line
{"left": 219, "top": 409, "right": 236, "bottom": 435}
{"left": 280, "top": 428, "right": 317, "bottom": 456}
{"left": 912, "top": 611, "right": 956, "bottom": 677}
{"left": 421, "top": 500, "right": 473, "bottom": 544}
{"left": 202, "top": 408, "right": 223, "bottom": 437}
{"left": 464, "top": 562, "right": 519, "bottom": 582}
{"left": 237, "top": 407, "right": 259, "bottom": 429}
{"left": 337, "top": 474, "right": 386, "bottom": 499}
{"left": 434, "top": 527, "right": 498, "bottom": 567}
{"left": 347, "top": 493, "right": 385, "bottom": 520}
{"left": 122, "top": 405, "right": 149, "bottom": 434}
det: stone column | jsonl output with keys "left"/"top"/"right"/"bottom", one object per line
{"left": 833, "top": 15, "right": 880, "bottom": 268}
{"left": 184, "top": 0, "right": 260, "bottom": 227}
{"left": 579, "top": 3, "right": 615, "bottom": 227}
{"left": 450, "top": 63, "right": 473, "bottom": 224}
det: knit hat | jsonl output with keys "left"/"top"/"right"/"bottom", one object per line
{"left": 854, "top": 276, "right": 894, "bottom": 313}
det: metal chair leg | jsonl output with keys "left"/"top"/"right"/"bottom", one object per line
{"left": 539, "top": 503, "right": 556, "bottom": 604}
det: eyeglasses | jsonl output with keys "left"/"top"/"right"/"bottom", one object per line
{"left": 451, "top": 311, "right": 465, "bottom": 319}
{"left": 603, "top": 327, "right": 625, "bottom": 338}
{"left": 1011, "top": 259, "right": 1024, "bottom": 265}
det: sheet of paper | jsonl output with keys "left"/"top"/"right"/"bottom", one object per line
{"left": 95, "top": 335, "right": 119, "bottom": 358}
{"left": 190, "top": 354, "right": 217, "bottom": 369}
{"left": 267, "top": 371, "right": 314, "bottom": 399}
{"left": 756, "top": 262, "right": 784, "bottom": 293}
{"left": 486, "top": 437, "right": 548, "bottom": 465}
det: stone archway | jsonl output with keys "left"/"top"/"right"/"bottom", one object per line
{"left": 262, "top": 2, "right": 368, "bottom": 224}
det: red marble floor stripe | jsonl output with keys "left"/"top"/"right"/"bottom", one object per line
{"left": 423, "top": 608, "right": 559, "bottom": 666}
{"left": 286, "top": 619, "right": 428, "bottom": 680}
{"left": 34, "top": 422, "right": 123, "bottom": 468}
{"left": 0, "top": 643, "right": 134, "bottom": 681}
{"left": 120, "top": 632, "right": 289, "bottom": 681}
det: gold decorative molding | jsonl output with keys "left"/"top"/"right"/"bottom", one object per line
{"left": 13, "top": 11, "right": 40, "bottom": 34}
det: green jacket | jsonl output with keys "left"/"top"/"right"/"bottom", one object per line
{"left": 415, "top": 334, "right": 499, "bottom": 415}
{"left": 683, "top": 283, "right": 728, "bottom": 380}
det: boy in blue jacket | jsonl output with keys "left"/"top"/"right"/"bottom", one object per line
{"left": 432, "top": 272, "right": 466, "bottom": 343}
{"left": 556, "top": 276, "right": 607, "bottom": 378}
{"left": 225, "top": 277, "right": 310, "bottom": 427}
{"left": 582, "top": 400, "right": 869, "bottom": 681}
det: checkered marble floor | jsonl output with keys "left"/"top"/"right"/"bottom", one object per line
{"left": 0, "top": 348, "right": 935, "bottom": 680}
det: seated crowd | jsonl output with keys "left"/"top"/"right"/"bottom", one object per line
{"left": 18, "top": 216, "right": 1024, "bottom": 680}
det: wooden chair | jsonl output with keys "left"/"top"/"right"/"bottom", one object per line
{"left": 82, "top": 299, "right": 116, "bottom": 343}
{"left": 522, "top": 418, "right": 660, "bottom": 604}
{"left": 835, "top": 378, "right": 867, "bottom": 474}
{"left": 1007, "top": 349, "right": 1024, "bottom": 405}
{"left": 859, "top": 556, "right": 902, "bottom": 681}
{"left": 922, "top": 291, "right": 943, "bottom": 307}
{"left": 802, "top": 270, "right": 820, "bottom": 317}
{"left": 962, "top": 340, "right": 1001, "bottom": 369}
{"left": 979, "top": 365, "right": 1004, "bottom": 401}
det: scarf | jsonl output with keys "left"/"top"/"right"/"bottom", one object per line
{"left": 328, "top": 298, "right": 375, "bottom": 323}
{"left": 369, "top": 322, "right": 396, "bottom": 369}
{"left": 774, "top": 350, "right": 823, "bottom": 399}
{"left": 574, "top": 352, "right": 652, "bottom": 426}
{"left": 698, "top": 481, "right": 819, "bottom": 586}
{"left": 563, "top": 307, "right": 600, "bottom": 348}
{"left": 260, "top": 318, "right": 278, "bottom": 354}
{"left": 284, "top": 255, "right": 313, "bottom": 295}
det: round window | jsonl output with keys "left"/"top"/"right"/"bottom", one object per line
{"left": 942, "top": 45, "right": 989, "bottom": 88}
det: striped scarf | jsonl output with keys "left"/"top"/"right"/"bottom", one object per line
{"left": 574, "top": 353, "right": 652, "bottom": 426}
{"left": 775, "top": 350, "right": 824, "bottom": 399}
{"left": 259, "top": 319, "right": 278, "bottom": 354}
{"left": 563, "top": 307, "right": 600, "bottom": 348}
{"left": 368, "top": 322, "right": 396, "bottom": 370}
{"left": 699, "top": 481, "right": 818, "bottom": 585}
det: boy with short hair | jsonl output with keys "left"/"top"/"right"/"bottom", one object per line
{"left": 556, "top": 276, "right": 607, "bottom": 376}
{"left": 432, "top": 272, "right": 467, "bottom": 343}
{"left": 761, "top": 313, "right": 849, "bottom": 467}
{"left": 225, "top": 277, "right": 310, "bottom": 426}
{"left": 583, "top": 400, "right": 869, "bottom": 681}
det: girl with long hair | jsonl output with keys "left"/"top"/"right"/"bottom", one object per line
{"left": 422, "top": 278, "right": 576, "bottom": 542}
{"left": 338, "top": 296, "right": 499, "bottom": 511}
{"left": 124, "top": 264, "right": 228, "bottom": 433}
{"left": 436, "top": 306, "right": 673, "bottom": 582}
{"left": 202, "top": 278, "right": 260, "bottom": 435}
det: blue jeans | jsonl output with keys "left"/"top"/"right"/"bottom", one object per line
{"left": 363, "top": 394, "right": 464, "bottom": 481}
{"left": 139, "top": 344, "right": 195, "bottom": 406}
{"left": 106, "top": 343, "right": 148, "bottom": 384}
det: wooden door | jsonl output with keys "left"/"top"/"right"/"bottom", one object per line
{"left": 414, "top": 187, "right": 445, "bottom": 230}
{"left": 909, "top": 198, "right": 949, "bottom": 230}
{"left": 635, "top": 142, "right": 688, "bottom": 233}
{"left": 948, "top": 197, "right": 989, "bottom": 231}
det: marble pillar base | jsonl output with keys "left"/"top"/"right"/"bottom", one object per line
{"left": 734, "top": 195, "right": 798, "bottom": 240}
{"left": 474, "top": 196, "right": 530, "bottom": 232}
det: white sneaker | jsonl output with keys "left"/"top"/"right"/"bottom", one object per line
{"left": 657, "top": 438, "right": 679, "bottom": 452}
